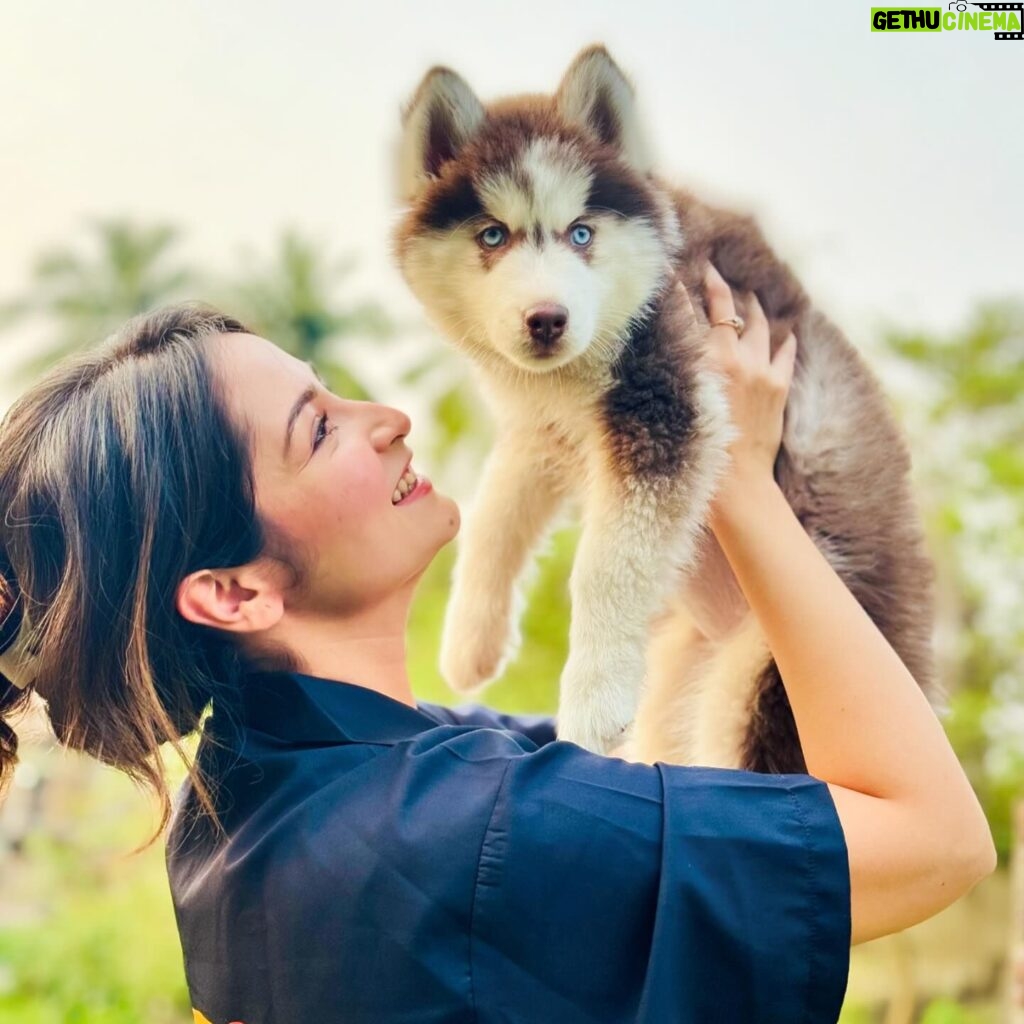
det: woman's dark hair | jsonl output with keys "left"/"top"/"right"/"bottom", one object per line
{"left": 0, "top": 304, "right": 301, "bottom": 847}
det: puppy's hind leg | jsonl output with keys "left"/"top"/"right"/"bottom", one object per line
{"left": 627, "top": 598, "right": 712, "bottom": 765}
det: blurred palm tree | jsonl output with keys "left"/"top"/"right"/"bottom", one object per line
{"left": 223, "top": 230, "right": 394, "bottom": 402}
{"left": 0, "top": 219, "right": 192, "bottom": 377}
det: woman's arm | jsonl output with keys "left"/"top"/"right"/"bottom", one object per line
{"left": 702, "top": 267, "right": 996, "bottom": 945}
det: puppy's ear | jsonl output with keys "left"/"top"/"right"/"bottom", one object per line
{"left": 398, "top": 67, "right": 485, "bottom": 201}
{"left": 556, "top": 46, "right": 650, "bottom": 172}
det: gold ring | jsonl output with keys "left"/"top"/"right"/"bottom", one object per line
{"left": 712, "top": 315, "right": 745, "bottom": 335}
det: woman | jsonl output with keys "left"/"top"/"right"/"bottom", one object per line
{"left": 0, "top": 268, "right": 995, "bottom": 1023}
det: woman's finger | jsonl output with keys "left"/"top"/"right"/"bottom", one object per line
{"left": 741, "top": 289, "right": 768, "bottom": 336}
{"left": 704, "top": 263, "right": 736, "bottom": 325}
{"left": 771, "top": 332, "right": 799, "bottom": 392}
{"left": 670, "top": 275, "right": 696, "bottom": 322}
{"left": 741, "top": 291, "right": 770, "bottom": 365}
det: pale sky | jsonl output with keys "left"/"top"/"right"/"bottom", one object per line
{"left": 1, "top": 0, "right": 1021, "bottom": 407}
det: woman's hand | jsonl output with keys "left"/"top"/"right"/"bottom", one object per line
{"left": 699, "top": 263, "right": 797, "bottom": 530}
{"left": 695, "top": 263, "right": 996, "bottom": 941}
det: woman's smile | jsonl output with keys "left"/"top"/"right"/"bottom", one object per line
{"left": 393, "top": 470, "right": 433, "bottom": 507}
{"left": 392, "top": 462, "right": 416, "bottom": 504}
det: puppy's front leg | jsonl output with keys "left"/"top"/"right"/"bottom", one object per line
{"left": 440, "top": 432, "right": 565, "bottom": 694}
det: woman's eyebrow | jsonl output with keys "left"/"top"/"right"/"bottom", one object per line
{"left": 283, "top": 362, "right": 328, "bottom": 458}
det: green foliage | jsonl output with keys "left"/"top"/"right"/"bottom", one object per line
{"left": 919, "top": 996, "right": 998, "bottom": 1023}
{"left": 887, "top": 304, "right": 1024, "bottom": 414}
{"left": 430, "top": 383, "right": 488, "bottom": 462}
{"left": 883, "top": 299, "right": 1024, "bottom": 857}
{"left": 0, "top": 756, "right": 191, "bottom": 1020}
{"left": 838, "top": 1004, "right": 876, "bottom": 1024}
{"left": 0, "top": 840, "right": 188, "bottom": 1023}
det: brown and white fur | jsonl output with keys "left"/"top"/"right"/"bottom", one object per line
{"left": 393, "top": 46, "right": 937, "bottom": 767}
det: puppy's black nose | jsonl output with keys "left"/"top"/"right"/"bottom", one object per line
{"left": 525, "top": 304, "right": 569, "bottom": 348}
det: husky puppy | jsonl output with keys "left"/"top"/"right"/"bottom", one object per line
{"left": 393, "top": 46, "right": 936, "bottom": 767}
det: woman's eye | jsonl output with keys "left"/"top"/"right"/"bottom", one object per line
{"left": 312, "top": 413, "right": 331, "bottom": 451}
{"left": 569, "top": 224, "right": 593, "bottom": 247}
{"left": 478, "top": 225, "right": 508, "bottom": 249}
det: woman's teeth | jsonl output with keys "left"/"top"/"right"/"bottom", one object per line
{"left": 392, "top": 467, "right": 418, "bottom": 505}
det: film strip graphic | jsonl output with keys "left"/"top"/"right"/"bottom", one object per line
{"left": 971, "top": 2, "right": 1024, "bottom": 39}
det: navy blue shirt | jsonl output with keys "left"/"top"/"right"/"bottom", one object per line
{"left": 167, "top": 671, "right": 850, "bottom": 1023}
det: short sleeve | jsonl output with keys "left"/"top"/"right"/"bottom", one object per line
{"left": 470, "top": 742, "right": 850, "bottom": 1024}
{"left": 419, "top": 700, "right": 558, "bottom": 748}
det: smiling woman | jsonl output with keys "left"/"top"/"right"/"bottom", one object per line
{"left": 0, "top": 298, "right": 992, "bottom": 1024}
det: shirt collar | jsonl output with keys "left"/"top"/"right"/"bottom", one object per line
{"left": 214, "top": 670, "right": 445, "bottom": 747}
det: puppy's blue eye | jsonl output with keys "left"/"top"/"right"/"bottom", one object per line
{"left": 569, "top": 224, "right": 593, "bottom": 247}
{"left": 478, "top": 225, "right": 508, "bottom": 249}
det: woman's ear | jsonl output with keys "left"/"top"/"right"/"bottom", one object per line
{"left": 175, "top": 563, "right": 285, "bottom": 635}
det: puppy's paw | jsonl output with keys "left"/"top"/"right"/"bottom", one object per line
{"left": 439, "top": 596, "right": 516, "bottom": 694}
{"left": 556, "top": 701, "right": 635, "bottom": 756}
{"left": 555, "top": 657, "right": 640, "bottom": 755}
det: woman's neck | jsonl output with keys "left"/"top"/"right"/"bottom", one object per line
{"left": 272, "top": 586, "right": 418, "bottom": 707}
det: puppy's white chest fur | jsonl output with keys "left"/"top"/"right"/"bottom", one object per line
{"left": 479, "top": 365, "right": 609, "bottom": 476}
